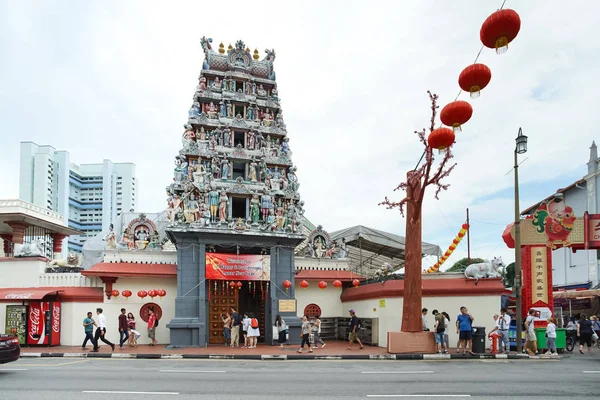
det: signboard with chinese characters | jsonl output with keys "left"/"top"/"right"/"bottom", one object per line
{"left": 531, "top": 246, "right": 548, "bottom": 304}
{"left": 278, "top": 299, "right": 296, "bottom": 313}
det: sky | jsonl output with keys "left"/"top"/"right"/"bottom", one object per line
{"left": 0, "top": 0, "right": 598, "bottom": 271}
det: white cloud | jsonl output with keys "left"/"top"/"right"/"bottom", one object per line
{"left": 0, "top": 1, "right": 599, "bottom": 270}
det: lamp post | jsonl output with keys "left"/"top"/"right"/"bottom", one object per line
{"left": 514, "top": 127, "right": 527, "bottom": 353}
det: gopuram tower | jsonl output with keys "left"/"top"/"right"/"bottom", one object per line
{"left": 165, "top": 37, "right": 305, "bottom": 347}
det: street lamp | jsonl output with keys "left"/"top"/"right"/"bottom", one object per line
{"left": 514, "top": 127, "right": 527, "bottom": 353}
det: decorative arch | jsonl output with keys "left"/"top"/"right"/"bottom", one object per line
{"left": 303, "top": 303, "right": 322, "bottom": 318}
{"left": 140, "top": 303, "right": 162, "bottom": 323}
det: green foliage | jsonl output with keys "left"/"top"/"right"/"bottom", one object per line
{"left": 502, "top": 262, "right": 515, "bottom": 288}
{"left": 445, "top": 257, "right": 485, "bottom": 272}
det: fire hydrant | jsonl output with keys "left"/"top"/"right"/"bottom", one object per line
{"left": 489, "top": 333, "right": 501, "bottom": 354}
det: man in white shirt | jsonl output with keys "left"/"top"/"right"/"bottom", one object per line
{"left": 92, "top": 308, "right": 115, "bottom": 352}
{"left": 422, "top": 308, "right": 429, "bottom": 331}
{"left": 488, "top": 308, "right": 511, "bottom": 354}
{"left": 524, "top": 309, "right": 537, "bottom": 356}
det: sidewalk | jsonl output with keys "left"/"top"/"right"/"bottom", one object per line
{"left": 19, "top": 340, "right": 543, "bottom": 360}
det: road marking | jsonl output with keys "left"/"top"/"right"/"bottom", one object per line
{"left": 54, "top": 359, "right": 89, "bottom": 366}
{"left": 583, "top": 371, "right": 600, "bottom": 373}
{"left": 0, "top": 368, "right": 28, "bottom": 371}
{"left": 159, "top": 369, "right": 226, "bottom": 373}
{"left": 83, "top": 391, "right": 178, "bottom": 395}
{"left": 362, "top": 371, "right": 434, "bottom": 374}
{"left": 367, "top": 396, "right": 470, "bottom": 398}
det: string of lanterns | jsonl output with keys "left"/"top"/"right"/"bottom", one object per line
{"left": 425, "top": 223, "right": 470, "bottom": 274}
{"left": 427, "top": 7, "right": 521, "bottom": 153}
{"left": 289, "top": 278, "right": 360, "bottom": 289}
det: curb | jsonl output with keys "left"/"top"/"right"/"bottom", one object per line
{"left": 19, "top": 352, "right": 549, "bottom": 360}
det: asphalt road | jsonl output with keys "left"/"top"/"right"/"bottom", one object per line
{"left": 0, "top": 355, "right": 598, "bottom": 399}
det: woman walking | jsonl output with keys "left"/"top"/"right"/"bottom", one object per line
{"left": 297, "top": 315, "right": 313, "bottom": 353}
{"left": 222, "top": 312, "right": 232, "bottom": 346}
{"left": 312, "top": 314, "right": 326, "bottom": 349}
{"left": 577, "top": 314, "right": 594, "bottom": 354}
{"left": 242, "top": 312, "right": 251, "bottom": 348}
{"left": 274, "top": 315, "right": 287, "bottom": 350}
{"left": 246, "top": 313, "right": 260, "bottom": 349}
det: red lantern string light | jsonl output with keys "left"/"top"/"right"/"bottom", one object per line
{"left": 440, "top": 101, "right": 473, "bottom": 132}
{"left": 300, "top": 280, "right": 309, "bottom": 289}
{"left": 425, "top": 223, "right": 470, "bottom": 273}
{"left": 427, "top": 127, "right": 455, "bottom": 153}
{"left": 137, "top": 290, "right": 147, "bottom": 299}
{"left": 236, "top": 281, "right": 242, "bottom": 289}
{"left": 158, "top": 289, "right": 166, "bottom": 298}
{"left": 333, "top": 280, "right": 342, "bottom": 288}
{"left": 458, "top": 64, "right": 492, "bottom": 99}
{"left": 318, "top": 281, "right": 327, "bottom": 290}
{"left": 282, "top": 280, "right": 292, "bottom": 292}
{"left": 480, "top": 9, "right": 521, "bottom": 54}
{"left": 148, "top": 289, "right": 157, "bottom": 299}
{"left": 352, "top": 279, "right": 360, "bottom": 288}
{"left": 261, "top": 281, "right": 265, "bottom": 301}
{"left": 229, "top": 281, "right": 236, "bottom": 289}
{"left": 111, "top": 289, "right": 120, "bottom": 298}
{"left": 122, "top": 290, "right": 132, "bottom": 299}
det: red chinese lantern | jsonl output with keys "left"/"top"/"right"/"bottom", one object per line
{"left": 299, "top": 280, "right": 309, "bottom": 288}
{"left": 462, "top": 223, "right": 470, "bottom": 230}
{"left": 111, "top": 289, "right": 120, "bottom": 298}
{"left": 440, "top": 101, "right": 473, "bottom": 132}
{"left": 148, "top": 289, "right": 157, "bottom": 298}
{"left": 157, "top": 289, "right": 166, "bottom": 298}
{"left": 452, "top": 239, "right": 459, "bottom": 245}
{"left": 137, "top": 290, "right": 148, "bottom": 299}
{"left": 480, "top": 9, "right": 521, "bottom": 54}
{"left": 229, "top": 281, "right": 236, "bottom": 288}
{"left": 459, "top": 64, "right": 492, "bottom": 99}
{"left": 444, "top": 251, "right": 451, "bottom": 257}
{"left": 282, "top": 280, "right": 292, "bottom": 290}
{"left": 427, "top": 128, "right": 455, "bottom": 152}
{"left": 352, "top": 279, "right": 360, "bottom": 287}
{"left": 122, "top": 290, "right": 132, "bottom": 299}
{"left": 236, "top": 281, "right": 242, "bottom": 289}
{"left": 333, "top": 280, "right": 342, "bottom": 288}
{"left": 318, "top": 281, "right": 327, "bottom": 289}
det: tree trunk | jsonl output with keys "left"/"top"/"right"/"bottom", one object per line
{"left": 401, "top": 172, "right": 423, "bottom": 333}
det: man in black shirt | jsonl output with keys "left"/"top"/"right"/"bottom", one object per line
{"left": 346, "top": 309, "right": 364, "bottom": 350}
{"left": 230, "top": 307, "right": 241, "bottom": 347}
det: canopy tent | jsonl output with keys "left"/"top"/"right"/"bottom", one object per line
{"left": 328, "top": 225, "right": 443, "bottom": 277}
{"left": 553, "top": 289, "right": 600, "bottom": 299}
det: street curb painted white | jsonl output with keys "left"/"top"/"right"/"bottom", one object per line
{"left": 370, "top": 354, "right": 397, "bottom": 360}
{"left": 21, "top": 353, "right": 41, "bottom": 358}
{"left": 111, "top": 353, "right": 135, "bottom": 358}
{"left": 494, "top": 354, "right": 508, "bottom": 359}
{"left": 63, "top": 353, "right": 86, "bottom": 357}
{"left": 261, "top": 355, "right": 287, "bottom": 360}
{"left": 423, "top": 354, "right": 451, "bottom": 360}
{"left": 314, "top": 356, "right": 343, "bottom": 360}
{"left": 208, "top": 355, "right": 235, "bottom": 359}
{"left": 161, "top": 354, "right": 183, "bottom": 359}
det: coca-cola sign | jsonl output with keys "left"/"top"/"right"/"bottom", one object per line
{"left": 28, "top": 305, "right": 40, "bottom": 340}
{"left": 5, "top": 293, "right": 33, "bottom": 299}
{"left": 52, "top": 304, "right": 61, "bottom": 333}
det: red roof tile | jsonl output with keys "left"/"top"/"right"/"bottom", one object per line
{"left": 82, "top": 263, "right": 177, "bottom": 278}
{"left": 295, "top": 270, "right": 363, "bottom": 282}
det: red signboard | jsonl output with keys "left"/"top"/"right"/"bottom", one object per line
{"left": 205, "top": 253, "right": 269, "bottom": 281}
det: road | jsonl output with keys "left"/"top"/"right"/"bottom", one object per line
{"left": 0, "top": 355, "right": 598, "bottom": 399}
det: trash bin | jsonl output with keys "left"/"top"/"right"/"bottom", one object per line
{"left": 535, "top": 327, "right": 547, "bottom": 349}
{"left": 555, "top": 328, "right": 566, "bottom": 350}
{"left": 472, "top": 326, "right": 486, "bottom": 353}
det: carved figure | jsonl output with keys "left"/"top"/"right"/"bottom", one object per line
{"left": 120, "top": 228, "right": 135, "bottom": 250}
{"left": 280, "top": 137, "right": 289, "bottom": 156}
{"left": 208, "top": 186, "right": 220, "bottom": 223}
{"left": 212, "top": 77, "right": 221, "bottom": 90}
{"left": 245, "top": 82, "right": 252, "bottom": 95}
{"left": 263, "top": 108, "right": 273, "bottom": 127}
{"left": 218, "top": 190, "right": 229, "bottom": 222}
{"left": 209, "top": 134, "right": 217, "bottom": 151}
{"left": 198, "top": 126, "right": 206, "bottom": 140}
{"left": 221, "top": 157, "right": 230, "bottom": 180}
{"left": 13, "top": 238, "right": 44, "bottom": 258}
{"left": 247, "top": 130, "right": 255, "bottom": 150}
{"left": 464, "top": 257, "right": 505, "bottom": 284}
{"left": 314, "top": 238, "right": 325, "bottom": 259}
{"left": 199, "top": 202, "right": 211, "bottom": 226}
{"left": 223, "top": 128, "right": 231, "bottom": 147}
{"left": 174, "top": 156, "right": 188, "bottom": 182}
{"left": 255, "top": 107, "right": 262, "bottom": 121}
{"left": 182, "top": 127, "right": 195, "bottom": 150}
{"left": 219, "top": 100, "right": 226, "bottom": 117}
{"left": 198, "top": 76, "right": 207, "bottom": 91}
{"left": 252, "top": 81, "right": 257, "bottom": 94}
{"left": 287, "top": 166, "right": 299, "bottom": 192}
{"left": 257, "top": 84, "right": 267, "bottom": 97}
{"left": 207, "top": 102, "right": 218, "bottom": 119}
{"left": 246, "top": 105, "right": 254, "bottom": 121}
{"left": 184, "top": 193, "right": 200, "bottom": 223}
{"left": 249, "top": 159, "right": 258, "bottom": 182}
{"left": 188, "top": 103, "right": 201, "bottom": 119}
{"left": 271, "top": 85, "right": 279, "bottom": 103}
{"left": 260, "top": 189, "right": 272, "bottom": 221}
{"left": 337, "top": 238, "right": 348, "bottom": 259}
{"left": 250, "top": 194, "right": 260, "bottom": 224}
{"left": 47, "top": 252, "right": 83, "bottom": 269}
{"left": 226, "top": 101, "right": 233, "bottom": 118}
{"left": 104, "top": 223, "right": 117, "bottom": 249}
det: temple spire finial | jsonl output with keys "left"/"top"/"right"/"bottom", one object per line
{"left": 590, "top": 140, "right": 597, "bottom": 163}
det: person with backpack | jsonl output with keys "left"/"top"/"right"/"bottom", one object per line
{"left": 297, "top": 315, "right": 313, "bottom": 353}
{"left": 230, "top": 307, "right": 241, "bottom": 348}
{"left": 246, "top": 312, "right": 260, "bottom": 348}
{"left": 346, "top": 309, "right": 363, "bottom": 350}
{"left": 147, "top": 308, "right": 158, "bottom": 346}
{"left": 432, "top": 310, "right": 448, "bottom": 354}
{"left": 274, "top": 314, "right": 287, "bottom": 350}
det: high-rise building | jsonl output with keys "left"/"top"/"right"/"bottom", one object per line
{"left": 18, "top": 141, "right": 138, "bottom": 253}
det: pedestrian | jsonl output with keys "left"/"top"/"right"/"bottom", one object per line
{"left": 127, "top": 312, "right": 140, "bottom": 347}
{"left": 222, "top": 312, "right": 232, "bottom": 346}
{"left": 524, "top": 309, "right": 537, "bottom": 356}
{"left": 242, "top": 312, "right": 251, "bottom": 348}
{"left": 442, "top": 312, "right": 451, "bottom": 350}
{"left": 92, "top": 308, "right": 115, "bottom": 352}
{"left": 346, "top": 309, "right": 364, "bottom": 350}
{"left": 488, "top": 308, "right": 511, "bottom": 354}
{"left": 147, "top": 308, "right": 158, "bottom": 346}
{"left": 118, "top": 308, "right": 129, "bottom": 349}
{"left": 297, "top": 315, "right": 313, "bottom": 353}
{"left": 312, "top": 314, "right": 326, "bottom": 349}
{"left": 432, "top": 310, "right": 447, "bottom": 354}
{"left": 577, "top": 314, "right": 594, "bottom": 355}
{"left": 422, "top": 308, "right": 429, "bottom": 331}
{"left": 274, "top": 314, "right": 287, "bottom": 350}
{"left": 456, "top": 306, "right": 474, "bottom": 355}
{"left": 545, "top": 317, "right": 558, "bottom": 356}
{"left": 247, "top": 312, "right": 260, "bottom": 349}
{"left": 230, "top": 307, "right": 241, "bottom": 348}
{"left": 81, "top": 311, "right": 96, "bottom": 350}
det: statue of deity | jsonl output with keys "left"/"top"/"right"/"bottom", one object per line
{"left": 226, "top": 102, "right": 233, "bottom": 118}
{"left": 281, "top": 174, "right": 289, "bottom": 191}
{"left": 263, "top": 108, "right": 273, "bottom": 127}
{"left": 192, "top": 164, "right": 206, "bottom": 188}
{"left": 223, "top": 128, "right": 231, "bottom": 147}
{"left": 174, "top": 156, "right": 188, "bottom": 182}
{"left": 184, "top": 193, "right": 200, "bottom": 223}
{"left": 260, "top": 189, "right": 272, "bottom": 221}
{"left": 167, "top": 194, "right": 182, "bottom": 224}
{"left": 259, "top": 158, "right": 267, "bottom": 182}
{"left": 207, "top": 102, "right": 218, "bottom": 119}
{"left": 338, "top": 238, "right": 348, "bottom": 259}
{"left": 120, "top": 228, "right": 135, "bottom": 250}
{"left": 280, "top": 137, "right": 289, "bottom": 156}
{"left": 246, "top": 104, "right": 254, "bottom": 120}
{"left": 198, "top": 126, "right": 206, "bottom": 140}
{"left": 254, "top": 107, "right": 262, "bottom": 121}
{"left": 212, "top": 76, "right": 222, "bottom": 90}
{"left": 209, "top": 135, "right": 217, "bottom": 151}
{"left": 208, "top": 186, "right": 220, "bottom": 223}
{"left": 247, "top": 131, "right": 255, "bottom": 150}
{"left": 252, "top": 81, "right": 257, "bottom": 95}
{"left": 182, "top": 127, "right": 195, "bottom": 150}
{"left": 257, "top": 84, "right": 267, "bottom": 97}
{"left": 198, "top": 76, "right": 207, "bottom": 91}
{"left": 287, "top": 166, "right": 299, "bottom": 192}
{"left": 104, "top": 223, "right": 117, "bottom": 249}
{"left": 188, "top": 103, "right": 201, "bottom": 118}
{"left": 245, "top": 82, "right": 252, "bottom": 95}
{"left": 221, "top": 158, "right": 230, "bottom": 180}
{"left": 211, "top": 157, "right": 220, "bottom": 179}
{"left": 218, "top": 190, "right": 229, "bottom": 222}
{"left": 219, "top": 100, "right": 226, "bottom": 117}
{"left": 256, "top": 132, "right": 265, "bottom": 149}
{"left": 250, "top": 194, "right": 260, "bottom": 224}
{"left": 199, "top": 202, "right": 211, "bottom": 226}
{"left": 271, "top": 85, "right": 279, "bottom": 103}
{"left": 248, "top": 159, "right": 258, "bottom": 182}
{"left": 276, "top": 200, "right": 285, "bottom": 230}
{"left": 276, "top": 112, "right": 286, "bottom": 129}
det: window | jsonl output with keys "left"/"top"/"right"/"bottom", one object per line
{"left": 303, "top": 304, "right": 322, "bottom": 318}
{"left": 232, "top": 162, "right": 245, "bottom": 180}
{"left": 234, "top": 104, "right": 245, "bottom": 118}
{"left": 231, "top": 197, "right": 247, "bottom": 220}
{"left": 234, "top": 131, "right": 245, "bottom": 148}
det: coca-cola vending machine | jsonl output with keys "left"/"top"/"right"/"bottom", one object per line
{"left": 26, "top": 302, "right": 61, "bottom": 346}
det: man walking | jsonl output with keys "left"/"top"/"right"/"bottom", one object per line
{"left": 346, "top": 309, "right": 364, "bottom": 350}
{"left": 433, "top": 310, "right": 448, "bottom": 354}
{"left": 524, "top": 309, "right": 537, "bottom": 356}
{"left": 92, "top": 308, "right": 115, "bottom": 352}
{"left": 488, "top": 308, "right": 511, "bottom": 354}
{"left": 118, "top": 308, "right": 129, "bottom": 349}
{"left": 230, "top": 307, "right": 241, "bottom": 347}
{"left": 456, "top": 306, "right": 474, "bottom": 355}
{"left": 147, "top": 308, "right": 158, "bottom": 346}
{"left": 422, "top": 308, "right": 429, "bottom": 331}
{"left": 81, "top": 311, "right": 96, "bottom": 350}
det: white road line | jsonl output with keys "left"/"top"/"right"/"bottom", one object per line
{"left": 159, "top": 369, "right": 226, "bottom": 373}
{"left": 83, "top": 391, "right": 178, "bottom": 395}
{"left": 367, "top": 395, "right": 470, "bottom": 398}
{"left": 0, "top": 368, "right": 28, "bottom": 371}
{"left": 362, "top": 371, "right": 434, "bottom": 374}
{"left": 583, "top": 371, "right": 600, "bottom": 373}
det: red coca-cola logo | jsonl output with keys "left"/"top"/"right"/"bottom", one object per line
{"left": 52, "top": 306, "right": 60, "bottom": 333}
{"left": 29, "top": 307, "right": 40, "bottom": 339}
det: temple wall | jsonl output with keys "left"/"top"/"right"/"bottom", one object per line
{"left": 0, "top": 258, "right": 46, "bottom": 287}
{"left": 294, "top": 285, "right": 344, "bottom": 318}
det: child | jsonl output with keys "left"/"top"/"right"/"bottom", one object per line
{"left": 545, "top": 317, "right": 557, "bottom": 356}
{"left": 127, "top": 312, "right": 141, "bottom": 347}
